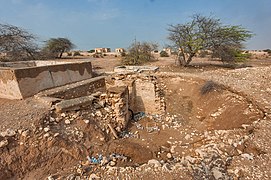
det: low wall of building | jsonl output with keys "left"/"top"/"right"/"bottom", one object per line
{"left": 0, "top": 69, "right": 22, "bottom": 99}
{"left": 0, "top": 61, "right": 93, "bottom": 99}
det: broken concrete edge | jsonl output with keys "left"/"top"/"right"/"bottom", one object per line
{"left": 35, "top": 96, "right": 63, "bottom": 107}
{"left": 35, "top": 76, "right": 106, "bottom": 99}
{"left": 0, "top": 60, "right": 93, "bottom": 99}
{"left": 114, "top": 66, "right": 159, "bottom": 73}
{"left": 54, "top": 92, "right": 102, "bottom": 113}
{"left": 0, "top": 60, "right": 92, "bottom": 69}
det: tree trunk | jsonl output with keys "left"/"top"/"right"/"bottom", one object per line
{"left": 177, "top": 52, "right": 187, "bottom": 67}
{"left": 184, "top": 53, "right": 195, "bottom": 66}
{"left": 59, "top": 51, "right": 64, "bottom": 58}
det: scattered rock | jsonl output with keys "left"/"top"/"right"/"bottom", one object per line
{"left": 148, "top": 159, "right": 161, "bottom": 167}
{"left": 89, "top": 173, "right": 100, "bottom": 179}
{"left": 0, "top": 129, "right": 16, "bottom": 137}
{"left": 44, "top": 127, "right": 50, "bottom": 132}
{"left": 65, "top": 120, "right": 71, "bottom": 125}
{"left": 167, "top": 152, "right": 172, "bottom": 159}
{"left": 0, "top": 140, "right": 8, "bottom": 148}
{"left": 162, "top": 163, "right": 172, "bottom": 171}
{"left": 109, "top": 161, "right": 116, "bottom": 166}
{"left": 212, "top": 167, "right": 223, "bottom": 180}
{"left": 241, "top": 153, "right": 254, "bottom": 160}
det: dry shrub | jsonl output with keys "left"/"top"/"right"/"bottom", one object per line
{"left": 200, "top": 80, "right": 223, "bottom": 95}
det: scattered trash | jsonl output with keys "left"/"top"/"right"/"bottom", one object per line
{"left": 134, "top": 122, "right": 144, "bottom": 130}
{"left": 87, "top": 153, "right": 128, "bottom": 166}
{"left": 87, "top": 154, "right": 103, "bottom": 164}
{"left": 119, "top": 131, "right": 139, "bottom": 139}
{"left": 146, "top": 126, "right": 160, "bottom": 133}
{"left": 134, "top": 112, "right": 145, "bottom": 121}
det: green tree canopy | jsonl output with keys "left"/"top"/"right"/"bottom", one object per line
{"left": 168, "top": 14, "right": 253, "bottom": 66}
{"left": 43, "top": 38, "right": 75, "bottom": 58}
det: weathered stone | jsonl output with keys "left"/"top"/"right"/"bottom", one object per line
{"left": 109, "top": 161, "right": 116, "bottom": 166}
{"left": 167, "top": 152, "right": 172, "bottom": 159}
{"left": 55, "top": 95, "right": 95, "bottom": 113}
{"left": 212, "top": 167, "right": 223, "bottom": 180}
{"left": 89, "top": 173, "right": 100, "bottom": 180}
{"left": 0, "top": 129, "right": 16, "bottom": 137}
{"left": 148, "top": 159, "right": 161, "bottom": 167}
{"left": 162, "top": 163, "right": 172, "bottom": 171}
{"left": 0, "top": 140, "right": 8, "bottom": 148}
{"left": 44, "top": 127, "right": 50, "bottom": 132}
{"left": 65, "top": 120, "right": 71, "bottom": 124}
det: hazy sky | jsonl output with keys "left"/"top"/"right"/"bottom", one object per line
{"left": 0, "top": 0, "right": 270, "bottom": 50}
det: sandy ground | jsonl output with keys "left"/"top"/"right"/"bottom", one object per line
{"left": 0, "top": 56, "right": 271, "bottom": 179}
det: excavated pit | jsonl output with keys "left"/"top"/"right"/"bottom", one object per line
{"left": 0, "top": 73, "right": 265, "bottom": 179}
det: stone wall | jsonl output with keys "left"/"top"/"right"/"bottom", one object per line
{"left": 105, "top": 86, "right": 129, "bottom": 132}
{"left": 106, "top": 74, "right": 165, "bottom": 115}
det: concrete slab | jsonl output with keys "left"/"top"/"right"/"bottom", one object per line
{"left": 0, "top": 60, "right": 93, "bottom": 99}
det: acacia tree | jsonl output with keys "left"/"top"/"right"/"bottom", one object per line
{"left": 43, "top": 38, "right": 74, "bottom": 58}
{"left": 168, "top": 15, "right": 253, "bottom": 66}
{"left": 122, "top": 41, "right": 158, "bottom": 65}
{"left": 0, "top": 23, "right": 38, "bottom": 61}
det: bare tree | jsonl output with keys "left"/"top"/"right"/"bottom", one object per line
{"left": 0, "top": 23, "right": 38, "bottom": 61}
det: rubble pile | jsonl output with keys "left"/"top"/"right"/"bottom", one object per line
{"left": 1, "top": 67, "right": 270, "bottom": 179}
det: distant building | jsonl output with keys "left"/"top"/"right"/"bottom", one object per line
{"left": 163, "top": 48, "right": 172, "bottom": 55}
{"left": 95, "top": 48, "right": 111, "bottom": 53}
{"left": 115, "top": 48, "right": 125, "bottom": 53}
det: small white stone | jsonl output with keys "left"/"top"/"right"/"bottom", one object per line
{"left": 241, "top": 153, "right": 254, "bottom": 160}
{"left": 47, "top": 176, "right": 54, "bottom": 180}
{"left": 109, "top": 161, "right": 116, "bottom": 166}
{"left": 65, "top": 120, "right": 71, "bottom": 124}
{"left": 0, "top": 140, "right": 8, "bottom": 148}
{"left": 0, "top": 129, "right": 16, "bottom": 137}
{"left": 184, "top": 134, "right": 191, "bottom": 140}
{"left": 89, "top": 173, "right": 100, "bottom": 180}
{"left": 148, "top": 159, "right": 161, "bottom": 167}
{"left": 162, "top": 163, "right": 172, "bottom": 171}
{"left": 49, "top": 117, "right": 55, "bottom": 122}
{"left": 212, "top": 167, "right": 223, "bottom": 179}
{"left": 44, "top": 127, "right": 50, "bottom": 132}
{"left": 44, "top": 133, "right": 50, "bottom": 138}
{"left": 167, "top": 153, "right": 172, "bottom": 159}
{"left": 21, "top": 130, "right": 30, "bottom": 137}
{"left": 83, "top": 119, "right": 90, "bottom": 124}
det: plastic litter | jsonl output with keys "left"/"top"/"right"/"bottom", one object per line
{"left": 87, "top": 153, "right": 128, "bottom": 165}
{"left": 134, "top": 112, "right": 145, "bottom": 121}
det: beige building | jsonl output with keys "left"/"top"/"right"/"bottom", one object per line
{"left": 163, "top": 48, "right": 172, "bottom": 55}
{"left": 115, "top": 48, "right": 125, "bottom": 53}
{"left": 95, "top": 48, "right": 111, "bottom": 53}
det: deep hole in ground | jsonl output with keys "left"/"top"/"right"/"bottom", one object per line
{"left": 0, "top": 74, "right": 264, "bottom": 179}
